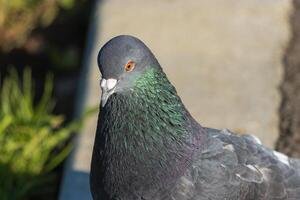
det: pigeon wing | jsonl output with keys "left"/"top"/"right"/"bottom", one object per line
{"left": 170, "top": 128, "right": 300, "bottom": 200}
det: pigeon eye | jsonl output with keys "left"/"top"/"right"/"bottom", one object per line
{"left": 125, "top": 61, "right": 135, "bottom": 72}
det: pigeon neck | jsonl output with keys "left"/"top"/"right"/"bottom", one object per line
{"left": 96, "top": 67, "right": 204, "bottom": 196}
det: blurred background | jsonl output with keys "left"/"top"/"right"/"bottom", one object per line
{"left": 0, "top": 0, "right": 300, "bottom": 199}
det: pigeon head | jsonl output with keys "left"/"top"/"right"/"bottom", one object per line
{"left": 98, "top": 35, "right": 160, "bottom": 106}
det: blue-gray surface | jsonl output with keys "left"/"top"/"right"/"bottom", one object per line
{"left": 59, "top": 167, "right": 92, "bottom": 200}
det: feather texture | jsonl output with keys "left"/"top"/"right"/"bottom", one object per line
{"left": 90, "top": 35, "right": 300, "bottom": 200}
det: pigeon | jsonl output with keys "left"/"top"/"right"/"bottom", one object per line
{"left": 90, "top": 35, "right": 300, "bottom": 200}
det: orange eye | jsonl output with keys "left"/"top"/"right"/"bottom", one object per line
{"left": 124, "top": 60, "right": 135, "bottom": 72}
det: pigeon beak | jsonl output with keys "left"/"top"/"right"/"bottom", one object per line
{"left": 100, "top": 78, "right": 118, "bottom": 107}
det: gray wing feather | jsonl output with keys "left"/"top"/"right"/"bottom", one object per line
{"left": 172, "top": 128, "right": 300, "bottom": 200}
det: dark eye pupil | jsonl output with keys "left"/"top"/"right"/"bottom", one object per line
{"left": 125, "top": 61, "right": 135, "bottom": 72}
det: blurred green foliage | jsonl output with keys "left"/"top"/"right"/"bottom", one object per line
{"left": 0, "top": 69, "right": 88, "bottom": 199}
{"left": 48, "top": 46, "right": 81, "bottom": 72}
{"left": 0, "top": 0, "right": 76, "bottom": 51}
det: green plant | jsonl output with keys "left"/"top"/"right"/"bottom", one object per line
{"left": 0, "top": 0, "right": 77, "bottom": 51}
{"left": 0, "top": 69, "right": 87, "bottom": 199}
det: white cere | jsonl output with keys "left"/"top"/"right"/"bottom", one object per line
{"left": 101, "top": 78, "right": 117, "bottom": 90}
{"left": 106, "top": 79, "right": 117, "bottom": 90}
{"left": 100, "top": 78, "right": 107, "bottom": 88}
